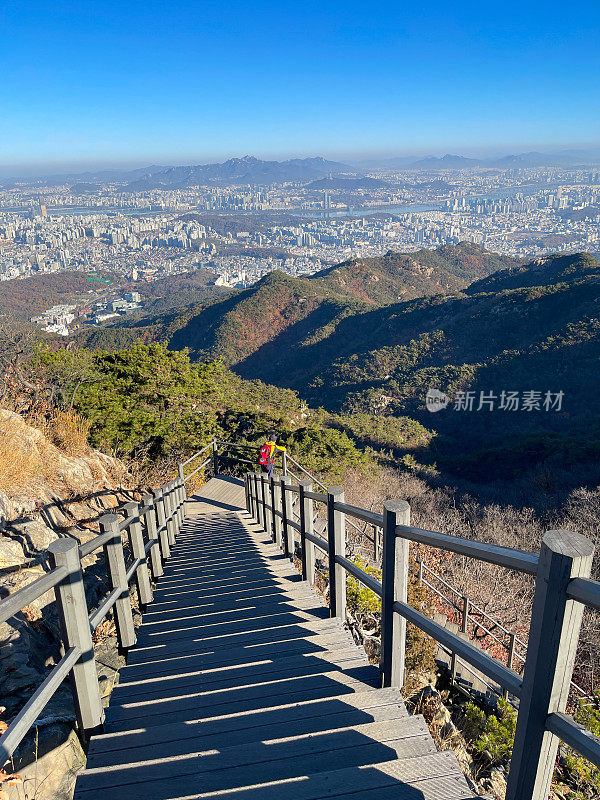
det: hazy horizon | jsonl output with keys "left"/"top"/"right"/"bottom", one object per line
{"left": 1, "top": 141, "right": 600, "bottom": 181}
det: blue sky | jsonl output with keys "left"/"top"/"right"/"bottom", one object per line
{"left": 1, "top": 1, "right": 599, "bottom": 170}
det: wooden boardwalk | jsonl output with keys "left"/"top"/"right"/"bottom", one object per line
{"left": 73, "top": 477, "right": 474, "bottom": 800}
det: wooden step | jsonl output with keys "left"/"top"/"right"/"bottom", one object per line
{"left": 111, "top": 650, "right": 370, "bottom": 703}
{"left": 103, "top": 665, "right": 381, "bottom": 731}
{"left": 121, "top": 629, "right": 357, "bottom": 680}
{"left": 76, "top": 715, "right": 437, "bottom": 798}
{"left": 86, "top": 688, "right": 408, "bottom": 768}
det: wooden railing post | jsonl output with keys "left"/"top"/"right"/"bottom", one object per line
{"left": 153, "top": 487, "right": 171, "bottom": 560}
{"left": 253, "top": 472, "right": 261, "bottom": 526}
{"left": 299, "top": 479, "right": 314, "bottom": 583}
{"left": 281, "top": 475, "right": 292, "bottom": 559}
{"left": 48, "top": 539, "right": 104, "bottom": 736}
{"left": 212, "top": 440, "right": 219, "bottom": 476}
{"left": 247, "top": 473, "right": 256, "bottom": 518}
{"left": 282, "top": 450, "right": 288, "bottom": 476}
{"left": 100, "top": 513, "right": 136, "bottom": 651}
{"left": 243, "top": 474, "right": 250, "bottom": 514}
{"left": 177, "top": 464, "right": 187, "bottom": 525}
{"left": 380, "top": 500, "right": 411, "bottom": 688}
{"left": 123, "top": 501, "right": 153, "bottom": 608}
{"left": 326, "top": 486, "right": 345, "bottom": 619}
{"left": 176, "top": 478, "right": 185, "bottom": 528}
{"left": 255, "top": 473, "right": 262, "bottom": 528}
{"left": 506, "top": 530, "right": 594, "bottom": 800}
{"left": 268, "top": 476, "right": 276, "bottom": 544}
{"left": 271, "top": 476, "right": 282, "bottom": 546}
{"left": 165, "top": 482, "right": 177, "bottom": 546}
{"left": 260, "top": 474, "right": 268, "bottom": 532}
{"left": 142, "top": 492, "right": 163, "bottom": 579}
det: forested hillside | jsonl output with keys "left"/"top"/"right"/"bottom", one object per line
{"left": 97, "top": 242, "right": 519, "bottom": 361}
{"left": 75, "top": 246, "right": 600, "bottom": 500}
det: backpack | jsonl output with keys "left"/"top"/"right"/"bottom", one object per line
{"left": 258, "top": 443, "right": 273, "bottom": 466}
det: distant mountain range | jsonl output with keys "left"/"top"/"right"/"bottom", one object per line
{"left": 353, "top": 148, "right": 600, "bottom": 171}
{"left": 6, "top": 147, "right": 600, "bottom": 189}
{"left": 122, "top": 156, "right": 353, "bottom": 191}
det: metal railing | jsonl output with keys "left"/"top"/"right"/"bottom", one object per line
{"left": 242, "top": 463, "right": 600, "bottom": 800}
{"left": 0, "top": 477, "right": 186, "bottom": 768}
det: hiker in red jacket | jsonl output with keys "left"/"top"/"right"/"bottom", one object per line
{"left": 257, "top": 432, "right": 286, "bottom": 479}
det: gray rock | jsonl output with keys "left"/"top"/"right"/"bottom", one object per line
{"left": 8, "top": 518, "right": 59, "bottom": 556}
{"left": 6, "top": 722, "right": 85, "bottom": 800}
{"left": 0, "top": 536, "right": 25, "bottom": 567}
{"left": 0, "top": 490, "right": 10, "bottom": 530}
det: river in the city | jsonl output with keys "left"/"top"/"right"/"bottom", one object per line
{"left": 0, "top": 202, "right": 441, "bottom": 219}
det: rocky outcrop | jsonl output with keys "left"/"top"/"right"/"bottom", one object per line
{"left": 0, "top": 411, "right": 132, "bottom": 799}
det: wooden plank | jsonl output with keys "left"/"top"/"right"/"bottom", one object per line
{"left": 127, "top": 618, "right": 353, "bottom": 663}
{"left": 134, "top": 606, "right": 333, "bottom": 648}
{"left": 76, "top": 717, "right": 434, "bottom": 796}
{"left": 145, "top": 752, "right": 470, "bottom": 800}
{"left": 111, "top": 653, "right": 370, "bottom": 704}
{"left": 87, "top": 691, "right": 408, "bottom": 767}
{"left": 143, "top": 586, "right": 321, "bottom": 617}
{"left": 120, "top": 630, "right": 359, "bottom": 681}
{"left": 139, "top": 594, "right": 329, "bottom": 627}
{"left": 114, "top": 645, "right": 367, "bottom": 695}
{"left": 103, "top": 666, "right": 381, "bottom": 728}
{"left": 101, "top": 681, "right": 383, "bottom": 735}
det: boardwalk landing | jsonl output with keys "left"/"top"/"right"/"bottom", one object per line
{"left": 74, "top": 477, "right": 474, "bottom": 800}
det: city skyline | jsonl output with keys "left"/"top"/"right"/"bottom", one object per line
{"left": 1, "top": 1, "right": 599, "bottom": 169}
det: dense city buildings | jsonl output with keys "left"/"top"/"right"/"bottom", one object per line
{"left": 1, "top": 161, "right": 599, "bottom": 334}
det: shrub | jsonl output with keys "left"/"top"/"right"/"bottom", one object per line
{"left": 346, "top": 556, "right": 381, "bottom": 618}
{"left": 463, "top": 698, "right": 517, "bottom": 763}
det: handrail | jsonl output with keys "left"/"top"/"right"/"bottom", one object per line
{"left": 184, "top": 457, "right": 211, "bottom": 481}
{"left": 88, "top": 587, "right": 122, "bottom": 631}
{"left": 336, "top": 554, "right": 382, "bottom": 597}
{"left": 0, "top": 474, "right": 186, "bottom": 768}
{"left": 0, "top": 567, "right": 68, "bottom": 626}
{"left": 0, "top": 646, "right": 81, "bottom": 765}
{"left": 392, "top": 596, "right": 524, "bottom": 696}
{"left": 305, "top": 490, "right": 328, "bottom": 503}
{"left": 398, "top": 524, "right": 539, "bottom": 574}
{"left": 420, "top": 562, "right": 526, "bottom": 650}
{"left": 418, "top": 559, "right": 593, "bottom": 700}
{"left": 335, "top": 501, "right": 383, "bottom": 528}
{"left": 568, "top": 576, "right": 600, "bottom": 610}
{"left": 180, "top": 441, "right": 213, "bottom": 467}
{"left": 547, "top": 712, "right": 600, "bottom": 769}
{"left": 305, "top": 530, "right": 328, "bottom": 553}
{"left": 286, "top": 453, "right": 328, "bottom": 492}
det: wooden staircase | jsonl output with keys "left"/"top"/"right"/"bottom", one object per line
{"left": 73, "top": 477, "right": 475, "bottom": 800}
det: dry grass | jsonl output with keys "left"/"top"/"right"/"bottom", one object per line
{"left": 0, "top": 415, "right": 42, "bottom": 494}
{"left": 42, "top": 410, "right": 90, "bottom": 456}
